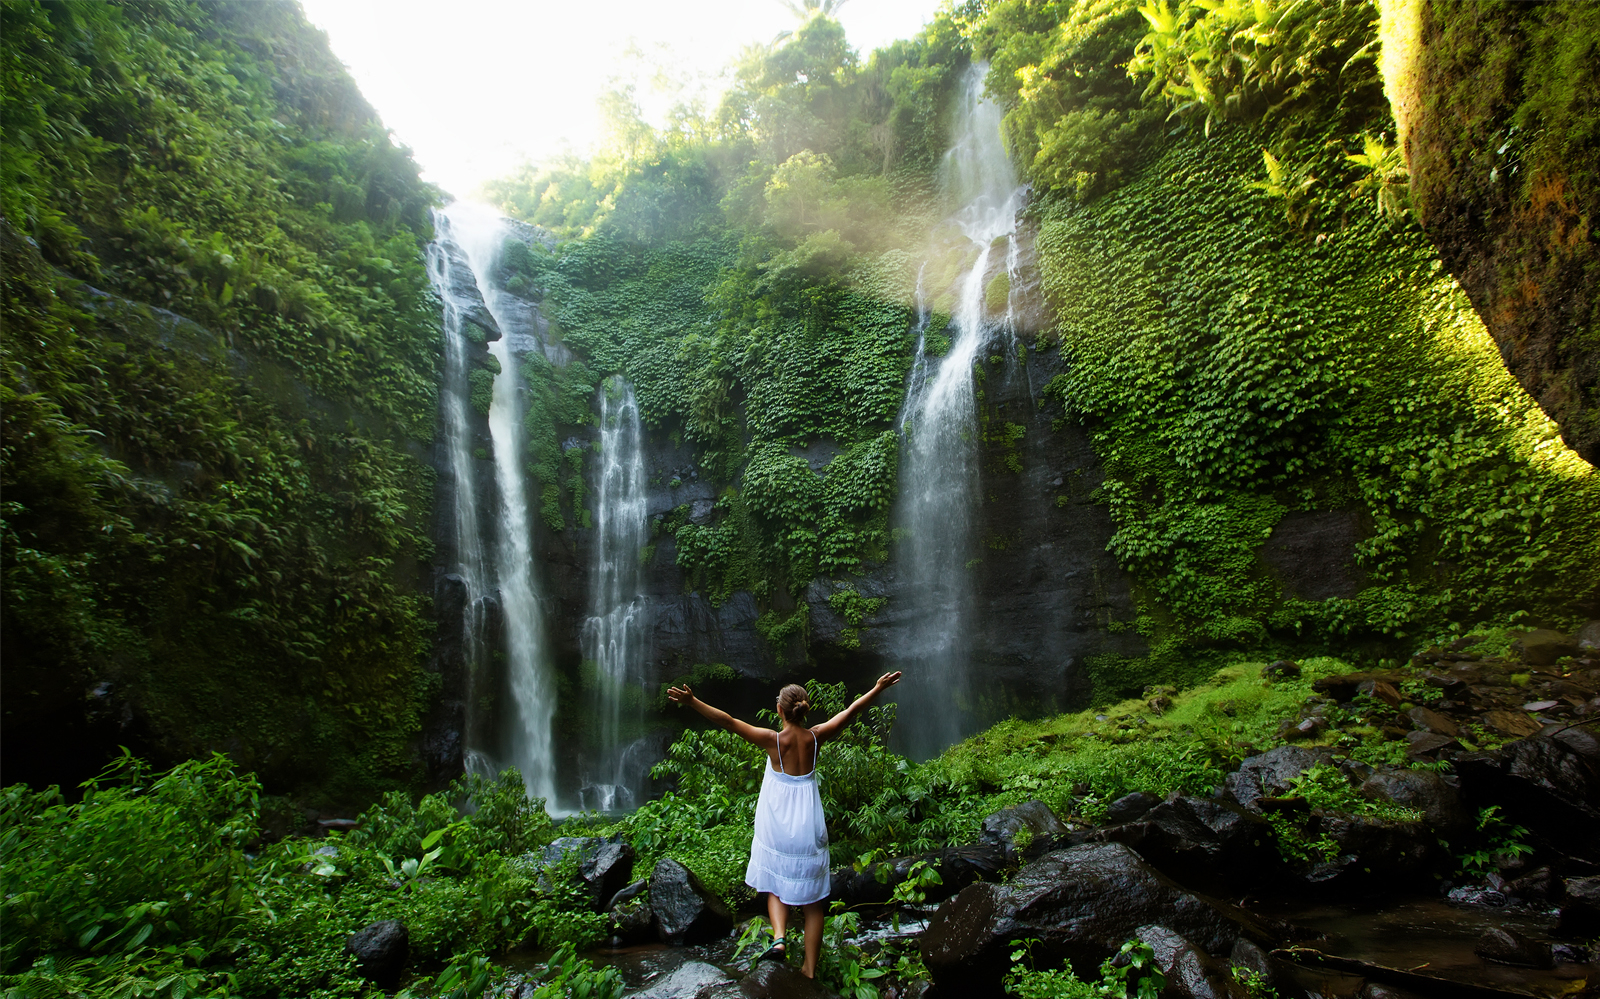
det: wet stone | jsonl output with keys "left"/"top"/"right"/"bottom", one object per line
{"left": 345, "top": 919, "right": 408, "bottom": 991}
{"left": 1105, "top": 791, "right": 1161, "bottom": 825}
{"left": 1473, "top": 926, "right": 1554, "bottom": 968}
{"left": 1405, "top": 706, "right": 1458, "bottom": 737}
{"left": 624, "top": 961, "right": 735, "bottom": 999}
{"left": 651, "top": 857, "right": 733, "bottom": 945}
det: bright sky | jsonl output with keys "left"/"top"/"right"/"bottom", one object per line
{"left": 298, "top": 0, "right": 947, "bottom": 199}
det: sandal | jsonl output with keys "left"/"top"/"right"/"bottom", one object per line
{"left": 758, "top": 936, "right": 787, "bottom": 962}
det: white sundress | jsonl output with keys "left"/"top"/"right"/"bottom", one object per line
{"left": 745, "top": 727, "right": 830, "bottom": 906}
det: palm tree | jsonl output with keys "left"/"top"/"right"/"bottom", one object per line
{"left": 772, "top": 0, "right": 849, "bottom": 45}
{"left": 779, "top": 0, "right": 849, "bottom": 16}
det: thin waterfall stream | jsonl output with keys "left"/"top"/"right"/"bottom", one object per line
{"left": 892, "top": 63, "right": 1026, "bottom": 760}
{"left": 579, "top": 376, "right": 651, "bottom": 813}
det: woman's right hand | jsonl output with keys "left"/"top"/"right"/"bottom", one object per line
{"left": 874, "top": 671, "right": 903, "bottom": 691}
{"left": 666, "top": 684, "right": 694, "bottom": 705}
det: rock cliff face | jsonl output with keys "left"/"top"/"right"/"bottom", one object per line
{"left": 418, "top": 224, "right": 1146, "bottom": 792}
{"left": 1389, "top": 0, "right": 1600, "bottom": 465}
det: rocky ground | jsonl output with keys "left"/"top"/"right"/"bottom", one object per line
{"left": 348, "top": 624, "right": 1600, "bottom": 999}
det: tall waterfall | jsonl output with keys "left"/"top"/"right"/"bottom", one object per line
{"left": 579, "top": 376, "right": 650, "bottom": 812}
{"left": 429, "top": 202, "right": 558, "bottom": 805}
{"left": 426, "top": 210, "right": 493, "bottom": 766}
{"left": 893, "top": 63, "right": 1026, "bottom": 760}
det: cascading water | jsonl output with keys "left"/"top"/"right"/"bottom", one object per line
{"left": 892, "top": 63, "right": 1026, "bottom": 760}
{"left": 431, "top": 202, "right": 558, "bottom": 805}
{"left": 426, "top": 210, "right": 493, "bottom": 768}
{"left": 579, "top": 376, "right": 651, "bottom": 812}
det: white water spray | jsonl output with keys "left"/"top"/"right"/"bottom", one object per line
{"left": 893, "top": 63, "right": 1025, "bottom": 759}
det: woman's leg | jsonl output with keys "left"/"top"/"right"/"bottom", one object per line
{"left": 800, "top": 901, "right": 825, "bottom": 978}
{"left": 766, "top": 893, "right": 789, "bottom": 948}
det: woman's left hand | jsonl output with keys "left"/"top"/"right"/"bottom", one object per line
{"left": 666, "top": 684, "right": 694, "bottom": 705}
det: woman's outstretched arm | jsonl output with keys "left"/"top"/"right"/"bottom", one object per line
{"left": 666, "top": 684, "right": 776, "bottom": 751}
{"left": 810, "top": 671, "right": 903, "bottom": 744}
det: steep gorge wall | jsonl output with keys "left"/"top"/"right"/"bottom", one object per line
{"left": 1, "top": 1, "right": 442, "bottom": 807}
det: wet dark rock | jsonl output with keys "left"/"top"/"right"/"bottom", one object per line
{"left": 1403, "top": 732, "right": 1457, "bottom": 758}
{"left": 1557, "top": 875, "right": 1600, "bottom": 936}
{"left": 1505, "top": 866, "right": 1560, "bottom": 902}
{"left": 1473, "top": 926, "right": 1553, "bottom": 968}
{"left": 1359, "top": 679, "right": 1403, "bottom": 707}
{"left": 608, "top": 878, "right": 648, "bottom": 910}
{"left": 1308, "top": 815, "right": 1436, "bottom": 892}
{"left": 1228, "top": 937, "right": 1277, "bottom": 991}
{"left": 979, "top": 800, "right": 1067, "bottom": 861}
{"left": 1312, "top": 672, "right": 1404, "bottom": 703}
{"left": 608, "top": 879, "right": 655, "bottom": 945}
{"left": 1452, "top": 883, "right": 1510, "bottom": 909}
{"left": 625, "top": 961, "right": 736, "bottom": 999}
{"left": 831, "top": 844, "right": 1007, "bottom": 909}
{"left": 1512, "top": 629, "right": 1579, "bottom": 667}
{"left": 920, "top": 843, "right": 1277, "bottom": 993}
{"left": 1105, "top": 791, "right": 1161, "bottom": 825}
{"left": 1405, "top": 706, "right": 1458, "bottom": 738}
{"left": 651, "top": 858, "right": 733, "bottom": 945}
{"left": 1358, "top": 768, "right": 1470, "bottom": 833}
{"left": 345, "top": 919, "right": 408, "bottom": 990}
{"left": 1454, "top": 732, "right": 1600, "bottom": 860}
{"left": 1258, "top": 511, "right": 1365, "bottom": 600}
{"left": 1358, "top": 985, "right": 1431, "bottom": 999}
{"left": 534, "top": 836, "right": 637, "bottom": 911}
{"left": 1552, "top": 942, "right": 1596, "bottom": 964}
{"left": 734, "top": 961, "right": 841, "bottom": 999}
{"left": 1086, "top": 795, "right": 1279, "bottom": 895}
{"left": 1262, "top": 660, "right": 1302, "bottom": 680}
{"left": 1135, "top": 925, "right": 1246, "bottom": 999}
{"left": 1225, "top": 746, "right": 1333, "bottom": 812}
{"left": 1480, "top": 710, "right": 1542, "bottom": 739}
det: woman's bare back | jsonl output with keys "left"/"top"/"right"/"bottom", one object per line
{"left": 768, "top": 725, "right": 817, "bottom": 776}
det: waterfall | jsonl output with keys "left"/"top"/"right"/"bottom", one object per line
{"left": 426, "top": 211, "right": 493, "bottom": 769}
{"left": 892, "top": 63, "right": 1025, "bottom": 760}
{"left": 430, "top": 202, "right": 558, "bottom": 805}
{"left": 579, "top": 376, "right": 650, "bottom": 813}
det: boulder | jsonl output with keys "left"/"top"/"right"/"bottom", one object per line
{"left": 1512, "top": 629, "right": 1579, "bottom": 666}
{"left": 1105, "top": 791, "right": 1160, "bottom": 825}
{"left": 625, "top": 961, "right": 737, "bottom": 999}
{"left": 1262, "top": 660, "right": 1302, "bottom": 680}
{"left": 1086, "top": 795, "right": 1280, "bottom": 895}
{"left": 345, "top": 919, "right": 408, "bottom": 991}
{"left": 1403, "top": 731, "right": 1456, "bottom": 758}
{"left": 1135, "top": 925, "right": 1248, "bottom": 999}
{"left": 1505, "top": 866, "right": 1560, "bottom": 902}
{"left": 1227, "top": 938, "right": 1278, "bottom": 992}
{"left": 1473, "top": 926, "right": 1553, "bottom": 968}
{"left": 1446, "top": 885, "right": 1507, "bottom": 906}
{"left": 651, "top": 858, "right": 733, "bottom": 945}
{"left": 1405, "top": 706, "right": 1458, "bottom": 738}
{"left": 733, "top": 961, "right": 841, "bottom": 999}
{"left": 534, "top": 836, "right": 637, "bottom": 912}
{"left": 1358, "top": 768, "right": 1470, "bottom": 833}
{"left": 830, "top": 844, "right": 1006, "bottom": 909}
{"left": 1225, "top": 746, "right": 1333, "bottom": 812}
{"left": 1481, "top": 711, "right": 1542, "bottom": 738}
{"left": 1303, "top": 815, "right": 1436, "bottom": 892}
{"left": 608, "top": 880, "right": 655, "bottom": 945}
{"left": 1312, "top": 672, "right": 1403, "bottom": 703}
{"left": 1578, "top": 620, "right": 1600, "bottom": 651}
{"left": 919, "top": 843, "right": 1278, "bottom": 994}
{"left": 1454, "top": 732, "right": 1600, "bottom": 860}
{"left": 1557, "top": 876, "right": 1600, "bottom": 937}
{"left": 979, "top": 800, "right": 1067, "bottom": 861}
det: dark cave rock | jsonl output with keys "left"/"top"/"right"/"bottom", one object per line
{"left": 1135, "top": 924, "right": 1248, "bottom": 999}
{"left": 651, "top": 857, "right": 733, "bottom": 945}
{"left": 919, "top": 843, "right": 1280, "bottom": 996}
{"left": 1225, "top": 746, "right": 1334, "bottom": 812}
{"left": 345, "top": 919, "right": 409, "bottom": 991}
{"left": 978, "top": 799, "right": 1067, "bottom": 861}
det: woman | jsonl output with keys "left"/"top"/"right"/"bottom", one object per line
{"left": 666, "top": 671, "right": 903, "bottom": 978}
